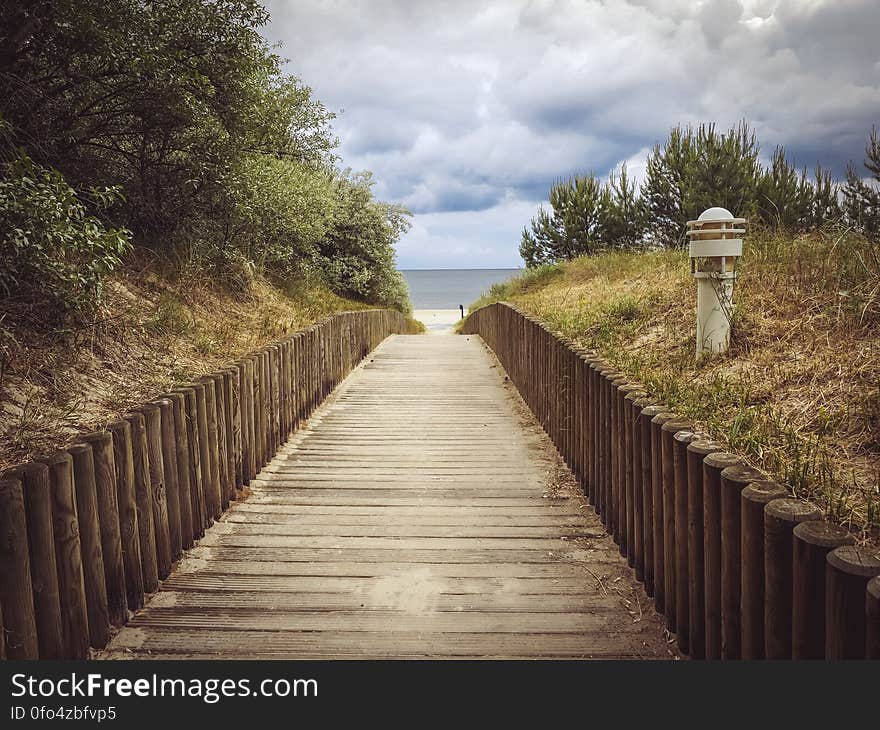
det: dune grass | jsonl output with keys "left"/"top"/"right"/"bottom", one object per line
{"left": 0, "top": 262, "right": 416, "bottom": 470}
{"left": 471, "top": 229, "right": 880, "bottom": 536}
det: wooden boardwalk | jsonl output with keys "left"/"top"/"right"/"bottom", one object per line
{"left": 104, "top": 335, "right": 672, "bottom": 659}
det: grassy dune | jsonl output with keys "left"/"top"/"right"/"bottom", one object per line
{"left": 471, "top": 230, "right": 880, "bottom": 537}
{"left": 0, "top": 263, "right": 391, "bottom": 471}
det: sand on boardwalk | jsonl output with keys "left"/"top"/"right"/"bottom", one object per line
{"left": 414, "top": 309, "right": 464, "bottom": 334}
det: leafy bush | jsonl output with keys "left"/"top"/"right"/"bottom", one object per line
{"left": 0, "top": 0, "right": 411, "bottom": 314}
{"left": 208, "top": 155, "right": 336, "bottom": 277}
{"left": 318, "top": 171, "right": 412, "bottom": 313}
{"left": 0, "top": 155, "right": 131, "bottom": 322}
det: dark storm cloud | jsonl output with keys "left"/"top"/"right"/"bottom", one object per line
{"left": 262, "top": 0, "right": 880, "bottom": 267}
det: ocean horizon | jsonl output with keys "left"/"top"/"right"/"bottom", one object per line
{"left": 400, "top": 268, "right": 522, "bottom": 310}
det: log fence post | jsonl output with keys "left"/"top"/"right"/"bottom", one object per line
{"left": 40, "top": 451, "right": 90, "bottom": 658}
{"left": 825, "top": 546, "right": 880, "bottom": 659}
{"left": 702, "top": 451, "right": 741, "bottom": 659}
{"left": 67, "top": 442, "right": 112, "bottom": 648}
{"left": 154, "top": 399, "right": 181, "bottom": 562}
{"left": 2, "top": 461, "right": 64, "bottom": 658}
{"left": 0, "top": 477, "right": 39, "bottom": 659}
{"left": 673, "top": 427, "right": 697, "bottom": 653}
{"left": 740, "top": 480, "right": 787, "bottom": 659}
{"left": 764, "top": 498, "right": 821, "bottom": 659}
{"left": 106, "top": 419, "right": 144, "bottom": 611}
{"left": 138, "top": 404, "right": 172, "bottom": 580}
{"left": 792, "top": 520, "right": 854, "bottom": 659}
{"left": 80, "top": 430, "right": 127, "bottom": 628}
{"left": 719, "top": 463, "right": 764, "bottom": 659}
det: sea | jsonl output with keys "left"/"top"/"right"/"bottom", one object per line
{"left": 400, "top": 269, "right": 521, "bottom": 310}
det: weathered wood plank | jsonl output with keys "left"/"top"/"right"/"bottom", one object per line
{"left": 106, "top": 628, "right": 664, "bottom": 659}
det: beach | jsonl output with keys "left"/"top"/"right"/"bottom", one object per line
{"left": 413, "top": 309, "right": 463, "bottom": 334}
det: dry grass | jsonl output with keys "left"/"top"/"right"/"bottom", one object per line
{"left": 0, "top": 264, "right": 377, "bottom": 471}
{"left": 473, "top": 228, "right": 880, "bottom": 537}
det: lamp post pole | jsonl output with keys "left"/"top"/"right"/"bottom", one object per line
{"left": 686, "top": 207, "right": 746, "bottom": 357}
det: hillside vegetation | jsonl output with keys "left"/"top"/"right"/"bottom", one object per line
{"left": 473, "top": 228, "right": 880, "bottom": 536}
{"left": 0, "top": 266, "right": 381, "bottom": 471}
{"left": 0, "top": 1, "right": 418, "bottom": 468}
{"left": 0, "top": 1, "right": 412, "bottom": 326}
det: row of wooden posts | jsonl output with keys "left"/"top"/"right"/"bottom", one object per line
{"left": 462, "top": 302, "right": 880, "bottom": 660}
{"left": 0, "top": 309, "right": 415, "bottom": 660}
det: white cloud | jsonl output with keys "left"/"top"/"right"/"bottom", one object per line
{"left": 262, "top": 0, "right": 880, "bottom": 267}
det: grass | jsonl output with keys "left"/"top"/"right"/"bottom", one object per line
{"left": 470, "top": 228, "right": 880, "bottom": 538}
{"left": 0, "top": 263, "right": 418, "bottom": 470}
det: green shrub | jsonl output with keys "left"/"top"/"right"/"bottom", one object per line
{"left": 1, "top": 1, "right": 412, "bottom": 314}
{"left": 0, "top": 155, "right": 131, "bottom": 323}
{"left": 318, "top": 171, "right": 412, "bottom": 313}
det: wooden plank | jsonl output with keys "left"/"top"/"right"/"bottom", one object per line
{"left": 150, "top": 574, "right": 604, "bottom": 595}
{"left": 225, "top": 505, "right": 590, "bottom": 522}
{"left": 212, "top": 522, "right": 597, "bottom": 538}
{"left": 197, "top": 534, "right": 591, "bottom": 551}
{"left": 129, "top": 609, "right": 635, "bottom": 633}
{"left": 142, "top": 589, "right": 623, "bottom": 613}
{"left": 106, "top": 628, "right": 664, "bottom": 659}
{"left": 180, "top": 546, "right": 605, "bottom": 564}
{"left": 167, "top": 559, "right": 623, "bottom": 578}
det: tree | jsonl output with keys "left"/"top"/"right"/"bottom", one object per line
{"left": 604, "top": 163, "right": 646, "bottom": 249}
{"left": 518, "top": 174, "right": 608, "bottom": 266}
{"left": 691, "top": 121, "right": 760, "bottom": 218}
{"left": 810, "top": 164, "right": 840, "bottom": 229}
{"left": 843, "top": 127, "right": 880, "bottom": 237}
{"left": 519, "top": 218, "right": 553, "bottom": 268}
{"left": 641, "top": 125, "right": 696, "bottom": 247}
{"left": 755, "top": 146, "right": 812, "bottom": 232}
{"left": 642, "top": 122, "right": 760, "bottom": 246}
{"left": 0, "top": 1, "right": 336, "bottom": 243}
{"left": 0, "top": 0, "right": 410, "bottom": 312}
{"left": 318, "top": 171, "right": 412, "bottom": 312}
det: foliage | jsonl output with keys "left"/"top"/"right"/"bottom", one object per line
{"left": 642, "top": 122, "right": 760, "bottom": 247}
{"left": 604, "top": 163, "right": 646, "bottom": 249}
{"left": 0, "top": 0, "right": 411, "bottom": 316}
{"left": 843, "top": 127, "right": 880, "bottom": 237}
{"left": 519, "top": 174, "right": 608, "bottom": 266}
{"left": 319, "top": 171, "right": 413, "bottom": 313}
{"left": 520, "top": 121, "right": 877, "bottom": 267}
{"left": 756, "top": 147, "right": 812, "bottom": 232}
{"left": 210, "top": 155, "right": 336, "bottom": 277}
{"left": 0, "top": 154, "right": 131, "bottom": 322}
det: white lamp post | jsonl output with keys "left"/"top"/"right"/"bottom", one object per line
{"left": 686, "top": 207, "right": 745, "bottom": 356}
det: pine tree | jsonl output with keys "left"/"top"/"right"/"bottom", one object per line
{"left": 843, "top": 127, "right": 880, "bottom": 237}
{"left": 811, "top": 164, "right": 840, "bottom": 229}
{"left": 519, "top": 175, "right": 609, "bottom": 266}
{"left": 641, "top": 125, "right": 695, "bottom": 247}
{"left": 756, "top": 146, "right": 812, "bottom": 232}
{"left": 641, "top": 122, "right": 760, "bottom": 247}
{"left": 604, "top": 163, "right": 646, "bottom": 249}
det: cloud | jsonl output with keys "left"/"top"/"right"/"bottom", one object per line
{"left": 262, "top": 0, "right": 880, "bottom": 267}
{"left": 395, "top": 197, "right": 542, "bottom": 269}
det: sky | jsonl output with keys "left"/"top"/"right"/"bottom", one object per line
{"left": 262, "top": 0, "right": 880, "bottom": 269}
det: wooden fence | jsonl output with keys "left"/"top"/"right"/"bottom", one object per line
{"left": 0, "top": 309, "right": 415, "bottom": 659}
{"left": 462, "top": 301, "right": 880, "bottom": 660}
